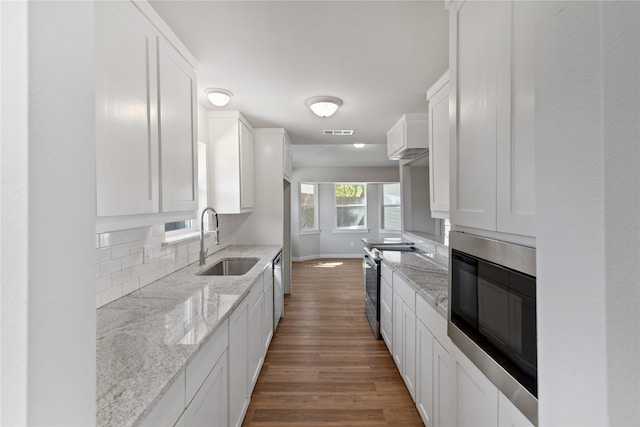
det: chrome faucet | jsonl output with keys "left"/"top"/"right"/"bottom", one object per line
{"left": 199, "top": 207, "right": 220, "bottom": 265}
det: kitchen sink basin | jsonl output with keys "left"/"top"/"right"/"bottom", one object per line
{"left": 196, "top": 257, "right": 259, "bottom": 276}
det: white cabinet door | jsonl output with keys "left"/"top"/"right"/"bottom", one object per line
{"left": 263, "top": 275, "right": 274, "bottom": 352}
{"left": 158, "top": 38, "right": 197, "bottom": 213}
{"left": 496, "top": 1, "right": 535, "bottom": 237}
{"left": 402, "top": 302, "right": 416, "bottom": 401}
{"left": 450, "top": 0, "right": 535, "bottom": 238}
{"left": 454, "top": 351, "right": 499, "bottom": 427}
{"left": 183, "top": 351, "right": 228, "bottom": 427}
{"left": 433, "top": 338, "right": 452, "bottom": 427}
{"left": 228, "top": 297, "right": 249, "bottom": 427}
{"left": 96, "top": 0, "right": 159, "bottom": 216}
{"left": 449, "top": 0, "right": 500, "bottom": 231}
{"left": 380, "top": 275, "right": 393, "bottom": 352}
{"left": 427, "top": 72, "right": 450, "bottom": 219}
{"left": 498, "top": 391, "right": 534, "bottom": 427}
{"left": 416, "top": 319, "right": 434, "bottom": 426}
{"left": 239, "top": 121, "right": 255, "bottom": 210}
{"left": 392, "top": 290, "right": 404, "bottom": 371}
{"left": 248, "top": 290, "right": 265, "bottom": 393}
{"left": 208, "top": 112, "right": 254, "bottom": 214}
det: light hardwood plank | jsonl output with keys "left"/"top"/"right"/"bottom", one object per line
{"left": 242, "top": 259, "right": 423, "bottom": 426}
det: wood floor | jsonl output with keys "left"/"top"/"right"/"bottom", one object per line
{"left": 242, "top": 258, "right": 423, "bottom": 427}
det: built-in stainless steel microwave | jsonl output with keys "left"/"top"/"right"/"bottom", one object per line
{"left": 448, "top": 231, "right": 538, "bottom": 425}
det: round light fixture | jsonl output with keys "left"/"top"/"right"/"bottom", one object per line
{"left": 306, "top": 96, "right": 342, "bottom": 117}
{"left": 206, "top": 88, "right": 233, "bottom": 107}
{"left": 353, "top": 143, "right": 365, "bottom": 148}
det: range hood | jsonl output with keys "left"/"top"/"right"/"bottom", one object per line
{"left": 389, "top": 147, "right": 428, "bottom": 160}
{"left": 386, "top": 113, "right": 429, "bottom": 160}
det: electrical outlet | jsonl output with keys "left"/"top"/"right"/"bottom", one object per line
{"left": 143, "top": 245, "right": 152, "bottom": 264}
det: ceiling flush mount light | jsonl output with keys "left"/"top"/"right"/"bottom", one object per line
{"left": 353, "top": 143, "right": 365, "bottom": 148}
{"left": 206, "top": 88, "right": 233, "bottom": 107}
{"left": 306, "top": 96, "right": 342, "bottom": 117}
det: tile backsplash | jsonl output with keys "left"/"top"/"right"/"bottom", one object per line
{"left": 95, "top": 215, "right": 238, "bottom": 308}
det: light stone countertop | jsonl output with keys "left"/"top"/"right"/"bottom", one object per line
{"left": 96, "top": 244, "right": 281, "bottom": 427}
{"left": 379, "top": 249, "right": 449, "bottom": 317}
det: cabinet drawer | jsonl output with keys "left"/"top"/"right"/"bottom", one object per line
{"left": 416, "top": 296, "right": 449, "bottom": 349}
{"left": 381, "top": 262, "right": 393, "bottom": 285}
{"left": 186, "top": 319, "right": 229, "bottom": 404}
{"left": 394, "top": 274, "right": 416, "bottom": 312}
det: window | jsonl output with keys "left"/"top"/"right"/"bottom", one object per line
{"left": 381, "top": 183, "right": 401, "bottom": 231}
{"left": 335, "top": 183, "right": 366, "bottom": 230}
{"left": 300, "top": 183, "right": 318, "bottom": 232}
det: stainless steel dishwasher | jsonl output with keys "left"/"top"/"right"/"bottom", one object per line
{"left": 273, "top": 251, "right": 284, "bottom": 331}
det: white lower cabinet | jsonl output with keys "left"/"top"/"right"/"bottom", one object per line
{"left": 183, "top": 351, "right": 228, "bottom": 427}
{"left": 392, "top": 274, "right": 417, "bottom": 401}
{"left": 416, "top": 296, "right": 453, "bottom": 427}
{"left": 263, "top": 273, "right": 274, "bottom": 352}
{"left": 380, "top": 274, "right": 393, "bottom": 351}
{"left": 385, "top": 269, "right": 533, "bottom": 427}
{"left": 229, "top": 296, "right": 250, "bottom": 427}
{"left": 392, "top": 289, "right": 404, "bottom": 372}
{"left": 498, "top": 391, "right": 534, "bottom": 427}
{"left": 140, "top": 271, "right": 276, "bottom": 427}
{"left": 453, "top": 347, "right": 499, "bottom": 427}
{"left": 416, "top": 319, "right": 435, "bottom": 425}
{"left": 248, "top": 285, "right": 265, "bottom": 393}
{"left": 402, "top": 301, "right": 417, "bottom": 400}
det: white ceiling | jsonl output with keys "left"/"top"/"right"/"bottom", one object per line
{"left": 149, "top": 0, "right": 449, "bottom": 168}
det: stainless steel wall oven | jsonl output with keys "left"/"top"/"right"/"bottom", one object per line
{"left": 448, "top": 231, "right": 538, "bottom": 425}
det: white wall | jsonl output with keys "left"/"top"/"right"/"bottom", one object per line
{"left": 535, "top": 2, "right": 640, "bottom": 425}
{"left": 1, "top": 2, "right": 96, "bottom": 423}
{"left": 292, "top": 164, "right": 401, "bottom": 260}
{"left": 235, "top": 129, "right": 285, "bottom": 246}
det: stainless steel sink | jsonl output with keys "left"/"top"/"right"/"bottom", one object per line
{"left": 196, "top": 257, "right": 259, "bottom": 276}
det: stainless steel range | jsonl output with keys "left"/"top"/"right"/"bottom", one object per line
{"left": 363, "top": 246, "right": 383, "bottom": 339}
{"left": 362, "top": 242, "right": 415, "bottom": 339}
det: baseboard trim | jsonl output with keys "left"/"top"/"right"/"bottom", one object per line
{"left": 292, "top": 253, "right": 362, "bottom": 262}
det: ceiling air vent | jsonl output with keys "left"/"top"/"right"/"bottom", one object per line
{"left": 323, "top": 129, "right": 354, "bottom": 136}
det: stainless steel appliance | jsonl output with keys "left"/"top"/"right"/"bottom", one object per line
{"left": 448, "top": 231, "right": 537, "bottom": 425}
{"left": 363, "top": 246, "right": 382, "bottom": 339}
{"left": 273, "top": 251, "right": 283, "bottom": 331}
{"left": 363, "top": 245, "right": 417, "bottom": 339}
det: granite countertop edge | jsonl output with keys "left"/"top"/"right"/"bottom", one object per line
{"left": 96, "top": 244, "right": 282, "bottom": 427}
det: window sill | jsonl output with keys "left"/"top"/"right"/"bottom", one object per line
{"left": 162, "top": 231, "right": 200, "bottom": 246}
{"left": 332, "top": 228, "right": 370, "bottom": 234}
{"left": 300, "top": 229, "right": 321, "bottom": 235}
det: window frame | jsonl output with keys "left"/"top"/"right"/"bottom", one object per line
{"left": 380, "top": 182, "right": 402, "bottom": 233}
{"left": 299, "top": 182, "right": 319, "bottom": 234}
{"left": 334, "top": 183, "right": 368, "bottom": 231}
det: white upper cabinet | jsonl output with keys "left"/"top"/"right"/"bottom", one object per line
{"left": 207, "top": 112, "right": 255, "bottom": 214}
{"left": 427, "top": 71, "right": 450, "bottom": 219}
{"left": 96, "top": 0, "right": 159, "bottom": 217}
{"left": 387, "top": 114, "right": 429, "bottom": 160}
{"left": 449, "top": 0, "right": 535, "bottom": 238}
{"left": 158, "top": 38, "right": 198, "bottom": 213}
{"left": 96, "top": 0, "right": 198, "bottom": 224}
